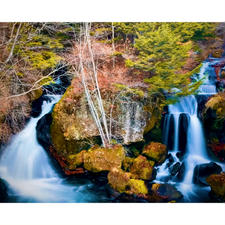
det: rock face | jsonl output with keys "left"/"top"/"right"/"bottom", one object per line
{"left": 206, "top": 172, "right": 225, "bottom": 201}
{"left": 142, "top": 142, "right": 167, "bottom": 164}
{"left": 193, "top": 162, "right": 222, "bottom": 185}
{"left": 203, "top": 93, "right": 225, "bottom": 161}
{"left": 50, "top": 79, "right": 161, "bottom": 157}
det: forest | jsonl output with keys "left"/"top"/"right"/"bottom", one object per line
{"left": 0, "top": 22, "right": 225, "bottom": 203}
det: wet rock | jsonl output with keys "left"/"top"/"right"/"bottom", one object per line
{"left": 142, "top": 142, "right": 167, "bottom": 164}
{"left": 176, "top": 162, "right": 185, "bottom": 181}
{"left": 149, "top": 183, "right": 183, "bottom": 202}
{"left": 206, "top": 172, "right": 225, "bottom": 201}
{"left": 193, "top": 162, "right": 222, "bottom": 185}
{"left": 170, "top": 162, "right": 181, "bottom": 176}
{"left": 129, "top": 155, "right": 154, "bottom": 180}
{"left": 167, "top": 115, "right": 175, "bottom": 150}
{"left": 31, "top": 95, "right": 52, "bottom": 118}
{"left": 36, "top": 112, "right": 52, "bottom": 149}
{"left": 176, "top": 151, "right": 185, "bottom": 161}
{"left": 83, "top": 145, "right": 125, "bottom": 173}
{"left": 107, "top": 168, "right": 148, "bottom": 195}
{"left": 178, "top": 113, "right": 189, "bottom": 152}
{"left": 166, "top": 153, "right": 174, "bottom": 168}
{"left": 0, "top": 178, "right": 8, "bottom": 202}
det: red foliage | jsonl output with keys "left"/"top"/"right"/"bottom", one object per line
{"left": 49, "top": 145, "right": 85, "bottom": 175}
{"left": 65, "top": 40, "right": 149, "bottom": 96}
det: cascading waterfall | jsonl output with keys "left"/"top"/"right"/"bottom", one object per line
{"left": 156, "top": 59, "right": 224, "bottom": 201}
{"left": 0, "top": 95, "right": 103, "bottom": 202}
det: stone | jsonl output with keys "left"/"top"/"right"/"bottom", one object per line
{"left": 36, "top": 112, "right": 52, "bottom": 149}
{"left": 83, "top": 145, "right": 125, "bottom": 173}
{"left": 0, "top": 178, "right": 8, "bottom": 202}
{"left": 193, "top": 162, "right": 222, "bottom": 185}
{"left": 129, "top": 155, "right": 154, "bottom": 180}
{"left": 170, "top": 162, "right": 181, "bottom": 176}
{"left": 107, "top": 168, "right": 148, "bottom": 195}
{"left": 206, "top": 172, "right": 225, "bottom": 201}
{"left": 142, "top": 142, "right": 167, "bottom": 164}
{"left": 149, "top": 183, "right": 183, "bottom": 202}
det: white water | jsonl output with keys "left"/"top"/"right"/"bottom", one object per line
{"left": 0, "top": 95, "right": 98, "bottom": 202}
{"left": 156, "top": 60, "right": 224, "bottom": 201}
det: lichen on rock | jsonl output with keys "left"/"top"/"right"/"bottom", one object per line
{"left": 107, "top": 168, "right": 148, "bottom": 195}
{"left": 83, "top": 145, "right": 125, "bottom": 173}
{"left": 142, "top": 142, "right": 167, "bottom": 164}
{"left": 206, "top": 172, "right": 225, "bottom": 201}
{"left": 129, "top": 155, "right": 154, "bottom": 180}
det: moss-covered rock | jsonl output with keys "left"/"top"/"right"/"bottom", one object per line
{"left": 122, "top": 157, "right": 134, "bottom": 172}
{"left": 206, "top": 172, "right": 225, "bottom": 201}
{"left": 107, "top": 168, "right": 132, "bottom": 193}
{"left": 83, "top": 145, "right": 125, "bottom": 173}
{"left": 129, "top": 155, "right": 154, "bottom": 180}
{"left": 50, "top": 76, "right": 163, "bottom": 157}
{"left": 149, "top": 183, "right": 183, "bottom": 202}
{"left": 203, "top": 93, "right": 225, "bottom": 161}
{"left": 107, "top": 168, "right": 148, "bottom": 195}
{"left": 142, "top": 142, "right": 167, "bottom": 164}
{"left": 67, "top": 150, "right": 87, "bottom": 170}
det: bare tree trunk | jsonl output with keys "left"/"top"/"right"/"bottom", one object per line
{"left": 5, "top": 23, "right": 22, "bottom": 64}
{"left": 112, "top": 22, "right": 115, "bottom": 68}
{"left": 85, "top": 23, "right": 111, "bottom": 145}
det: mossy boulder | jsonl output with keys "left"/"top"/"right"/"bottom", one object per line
{"left": 107, "top": 168, "right": 148, "bottom": 195}
{"left": 203, "top": 93, "right": 225, "bottom": 161}
{"left": 122, "top": 157, "right": 134, "bottom": 172}
{"left": 206, "top": 172, "right": 225, "bottom": 201}
{"left": 50, "top": 77, "right": 163, "bottom": 157}
{"left": 142, "top": 142, "right": 167, "bottom": 164}
{"left": 129, "top": 155, "right": 154, "bottom": 180}
{"left": 67, "top": 150, "right": 87, "bottom": 170}
{"left": 83, "top": 145, "right": 125, "bottom": 173}
{"left": 149, "top": 183, "right": 183, "bottom": 202}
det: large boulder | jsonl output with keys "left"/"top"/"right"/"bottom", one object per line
{"left": 142, "top": 142, "right": 167, "bottom": 164}
{"left": 193, "top": 162, "right": 222, "bottom": 185}
{"left": 50, "top": 77, "right": 162, "bottom": 157}
{"left": 107, "top": 168, "right": 148, "bottom": 195}
{"left": 206, "top": 172, "right": 225, "bottom": 201}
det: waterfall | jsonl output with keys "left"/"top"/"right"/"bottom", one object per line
{"left": 0, "top": 95, "right": 101, "bottom": 202}
{"left": 156, "top": 60, "right": 224, "bottom": 201}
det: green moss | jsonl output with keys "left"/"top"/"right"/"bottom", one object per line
{"left": 107, "top": 168, "right": 148, "bottom": 195}
{"left": 67, "top": 150, "right": 87, "bottom": 170}
{"left": 122, "top": 157, "right": 134, "bottom": 172}
{"left": 83, "top": 145, "right": 125, "bottom": 173}
{"left": 206, "top": 173, "right": 225, "bottom": 200}
{"left": 130, "top": 155, "right": 154, "bottom": 180}
{"left": 142, "top": 142, "right": 167, "bottom": 164}
{"left": 127, "top": 179, "right": 148, "bottom": 195}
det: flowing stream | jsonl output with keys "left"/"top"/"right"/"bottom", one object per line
{"left": 156, "top": 59, "right": 225, "bottom": 202}
{"left": 0, "top": 59, "right": 224, "bottom": 202}
{"left": 0, "top": 95, "right": 108, "bottom": 202}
